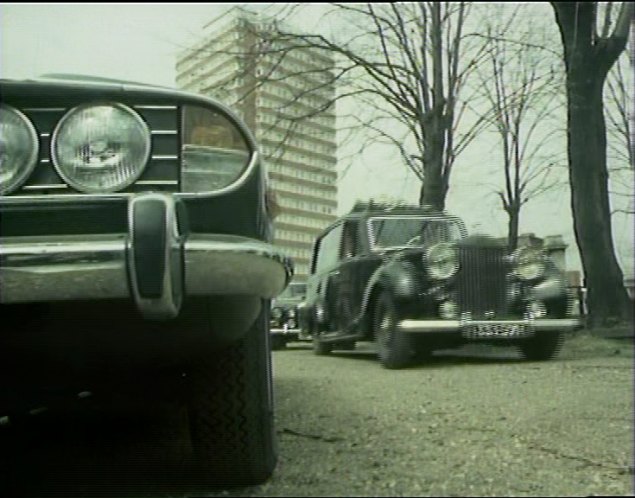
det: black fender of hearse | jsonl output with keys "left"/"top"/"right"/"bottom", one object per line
{"left": 356, "top": 254, "right": 425, "bottom": 337}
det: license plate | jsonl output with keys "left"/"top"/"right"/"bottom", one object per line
{"left": 463, "top": 323, "right": 532, "bottom": 339}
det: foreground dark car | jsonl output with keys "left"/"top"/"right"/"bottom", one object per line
{"left": 0, "top": 75, "right": 293, "bottom": 486}
{"left": 270, "top": 281, "right": 308, "bottom": 350}
{"left": 301, "top": 205, "right": 580, "bottom": 369}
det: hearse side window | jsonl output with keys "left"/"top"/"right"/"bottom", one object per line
{"left": 314, "top": 223, "right": 344, "bottom": 274}
{"left": 341, "top": 222, "right": 358, "bottom": 259}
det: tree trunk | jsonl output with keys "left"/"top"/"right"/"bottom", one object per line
{"left": 507, "top": 207, "right": 520, "bottom": 252}
{"left": 419, "top": 177, "right": 446, "bottom": 211}
{"left": 566, "top": 61, "right": 632, "bottom": 326}
{"left": 419, "top": 114, "right": 448, "bottom": 211}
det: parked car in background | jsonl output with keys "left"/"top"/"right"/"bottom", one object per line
{"left": 301, "top": 204, "right": 580, "bottom": 369}
{"left": 0, "top": 74, "right": 293, "bottom": 486}
{"left": 270, "top": 281, "right": 308, "bottom": 350}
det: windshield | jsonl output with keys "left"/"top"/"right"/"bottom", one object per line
{"left": 369, "top": 217, "right": 464, "bottom": 250}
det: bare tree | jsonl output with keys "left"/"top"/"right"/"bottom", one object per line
{"left": 606, "top": 51, "right": 634, "bottom": 216}
{"left": 195, "top": 3, "right": 493, "bottom": 211}
{"left": 477, "top": 7, "right": 567, "bottom": 251}
{"left": 551, "top": 1, "right": 634, "bottom": 326}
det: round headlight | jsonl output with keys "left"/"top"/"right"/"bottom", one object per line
{"left": 271, "top": 307, "right": 283, "bottom": 320}
{"left": 51, "top": 103, "right": 150, "bottom": 193}
{"left": 512, "top": 247, "right": 545, "bottom": 281}
{"left": 425, "top": 242, "right": 459, "bottom": 280}
{"left": 287, "top": 308, "right": 297, "bottom": 319}
{"left": 287, "top": 319, "right": 297, "bottom": 329}
{"left": 0, "top": 105, "right": 39, "bottom": 195}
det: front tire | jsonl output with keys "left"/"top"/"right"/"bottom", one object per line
{"left": 517, "top": 331, "right": 564, "bottom": 361}
{"left": 374, "top": 291, "right": 413, "bottom": 369}
{"left": 270, "top": 334, "right": 287, "bottom": 351}
{"left": 313, "top": 334, "right": 333, "bottom": 355}
{"left": 186, "top": 301, "right": 276, "bottom": 488}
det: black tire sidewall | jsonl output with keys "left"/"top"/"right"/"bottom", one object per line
{"left": 186, "top": 301, "right": 277, "bottom": 487}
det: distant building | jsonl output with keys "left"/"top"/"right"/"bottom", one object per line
{"left": 176, "top": 7, "right": 338, "bottom": 281}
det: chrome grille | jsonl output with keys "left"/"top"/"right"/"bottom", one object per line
{"left": 456, "top": 246, "right": 509, "bottom": 318}
{"left": 14, "top": 105, "right": 179, "bottom": 195}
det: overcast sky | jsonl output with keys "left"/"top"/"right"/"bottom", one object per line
{"left": 2, "top": 3, "right": 633, "bottom": 277}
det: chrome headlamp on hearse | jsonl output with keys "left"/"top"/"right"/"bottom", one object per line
{"left": 0, "top": 75, "right": 293, "bottom": 321}
{"left": 510, "top": 246, "right": 546, "bottom": 281}
{"left": 424, "top": 242, "right": 459, "bottom": 280}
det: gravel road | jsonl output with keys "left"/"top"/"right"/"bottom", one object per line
{"left": 2, "top": 332, "right": 633, "bottom": 497}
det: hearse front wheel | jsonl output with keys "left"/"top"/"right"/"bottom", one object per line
{"left": 374, "top": 291, "right": 413, "bottom": 369}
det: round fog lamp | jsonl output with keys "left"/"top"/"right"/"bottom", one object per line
{"left": 0, "top": 105, "right": 39, "bottom": 195}
{"left": 439, "top": 301, "right": 458, "bottom": 319}
{"left": 52, "top": 103, "right": 150, "bottom": 192}
{"left": 271, "top": 307, "right": 283, "bottom": 320}
{"left": 527, "top": 301, "right": 547, "bottom": 319}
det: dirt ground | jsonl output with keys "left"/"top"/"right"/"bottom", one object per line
{"left": 2, "top": 331, "right": 633, "bottom": 497}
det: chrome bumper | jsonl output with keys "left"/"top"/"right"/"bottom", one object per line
{"left": 270, "top": 326, "right": 300, "bottom": 336}
{"left": 398, "top": 317, "right": 581, "bottom": 336}
{"left": 0, "top": 193, "right": 293, "bottom": 320}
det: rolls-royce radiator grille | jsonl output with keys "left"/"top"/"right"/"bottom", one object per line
{"left": 16, "top": 105, "right": 179, "bottom": 195}
{"left": 456, "top": 247, "right": 508, "bottom": 318}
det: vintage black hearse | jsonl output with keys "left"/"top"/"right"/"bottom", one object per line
{"left": 270, "top": 281, "right": 308, "bottom": 350}
{"left": 301, "top": 204, "right": 580, "bottom": 369}
{"left": 0, "top": 74, "right": 293, "bottom": 486}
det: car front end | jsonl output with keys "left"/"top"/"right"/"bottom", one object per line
{"left": 0, "top": 76, "right": 293, "bottom": 323}
{"left": 396, "top": 237, "right": 580, "bottom": 341}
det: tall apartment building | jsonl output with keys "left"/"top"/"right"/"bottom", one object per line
{"left": 175, "top": 7, "right": 338, "bottom": 281}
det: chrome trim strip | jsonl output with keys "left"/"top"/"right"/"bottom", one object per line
{"left": 22, "top": 108, "right": 67, "bottom": 112}
{"left": 151, "top": 155, "right": 179, "bottom": 160}
{"left": 40, "top": 133, "right": 51, "bottom": 138}
{"left": 133, "top": 105, "right": 178, "bottom": 110}
{"left": 21, "top": 184, "right": 68, "bottom": 190}
{"left": 397, "top": 318, "right": 580, "bottom": 333}
{"left": 151, "top": 130, "right": 178, "bottom": 135}
{"left": 135, "top": 180, "right": 178, "bottom": 186}
{"left": 0, "top": 233, "right": 293, "bottom": 308}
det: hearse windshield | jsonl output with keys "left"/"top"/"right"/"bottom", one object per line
{"left": 369, "top": 217, "right": 464, "bottom": 250}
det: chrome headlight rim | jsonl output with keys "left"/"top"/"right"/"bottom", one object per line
{"left": 271, "top": 307, "right": 284, "bottom": 320}
{"left": 512, "top": 246, "right": 546, "bottom": 281}
{"left": 0, "top": 104, "right": 40, "bottom": 195}
{"left": 425, "top": 242, "right": 459, "bottom": 280}
{"left": 51, "top": 102, "right": 151, "bottom": 193}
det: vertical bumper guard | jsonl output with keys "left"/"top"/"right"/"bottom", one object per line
{"left": 128, "top": 193, "right": 183, "bottom": 320}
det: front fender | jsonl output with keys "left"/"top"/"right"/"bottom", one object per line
{"left": 359, "top": 258, "right": 420, "bottom": 325}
